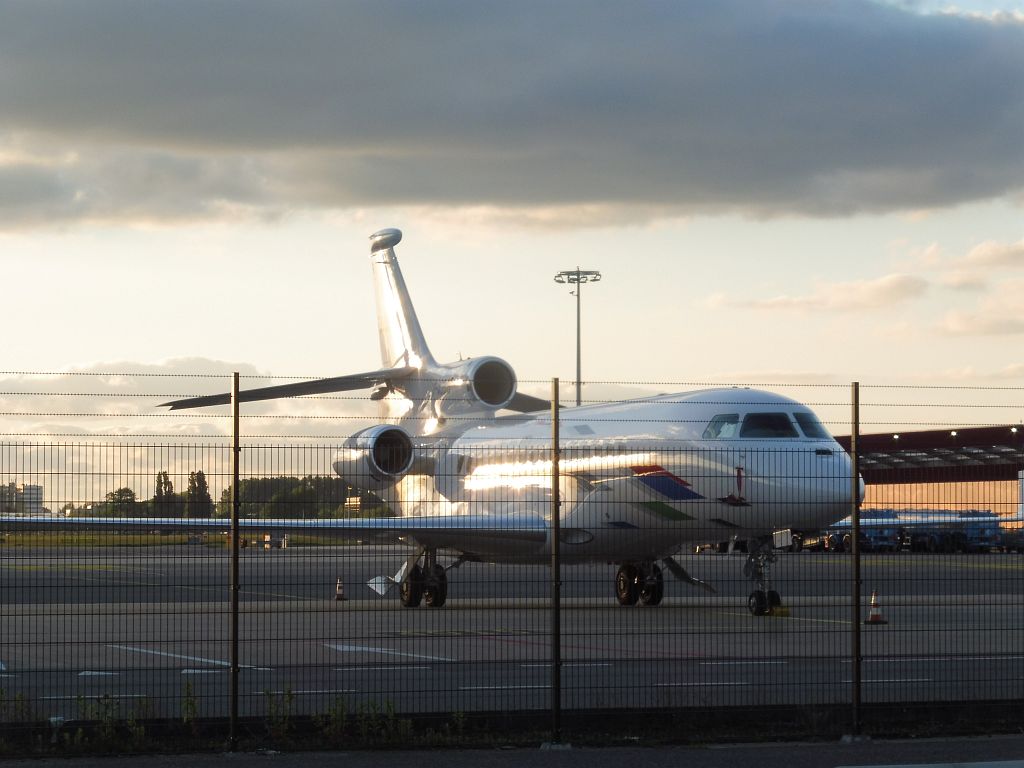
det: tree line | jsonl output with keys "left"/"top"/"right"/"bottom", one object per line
{"left": 77, "top": 472, "right": 366, "bottom": 519}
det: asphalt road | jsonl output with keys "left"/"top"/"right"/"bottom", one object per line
{"left": 2, "top": 546, "right": 1023, "bottom": 722}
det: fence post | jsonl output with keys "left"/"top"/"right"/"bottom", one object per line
{"left": 850, "top": 381, "right": 862, "bottom": 735}
{"left": 550, "top": 378, "right": 562, "bottom": 743}
{"left": 229, "top": 373, "right": 241, "bottom": 749}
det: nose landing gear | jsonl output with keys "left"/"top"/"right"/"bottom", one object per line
{"left": 744, "top": 537, "right": 784, "bottom": 616}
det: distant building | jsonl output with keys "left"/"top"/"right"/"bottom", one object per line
{"left": 17, "top": 484, "right": 44, "bottom": 515}
{"left": 1, "top": 482, "right": 17, "bottom": 513}
{"left": 1, "top": 482, "right": 45, "bottom": 515}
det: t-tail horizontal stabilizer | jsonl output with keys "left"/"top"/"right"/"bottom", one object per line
{"left": 160, "top": 367, "right": 418, "bottom": 410}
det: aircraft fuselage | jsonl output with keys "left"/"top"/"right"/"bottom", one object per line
{"left": 378, "top": 387, "right": 854, "bottom": 564}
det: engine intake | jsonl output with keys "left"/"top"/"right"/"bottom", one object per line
{"left": 470, "top": 358, "right": 516, "bottom": 407}
{"left": 332, "top": 425, "right": 415, "bottom": 491}
{"left": 435, "top": 356, "right": 517, "bottom": 416}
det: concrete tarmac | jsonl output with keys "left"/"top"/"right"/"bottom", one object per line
{"left": 1, "top": 736, "right": 1024, "bottom": 768}
{"left": 3, "top": 546, "right": 1024, "bottom": 722}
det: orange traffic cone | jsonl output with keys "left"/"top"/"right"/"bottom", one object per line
{"left": 864, "top": 590, "right": 887, "bottom": 625}
{"left": 335, "top": 577, "right": 347, "bottom": 601}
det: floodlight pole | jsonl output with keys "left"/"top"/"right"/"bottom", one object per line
{"left": 229, "top": 372, "right": 240, "bottom": 750}
{"left": 554, "top": 267, "right": 601, "bottom": 407}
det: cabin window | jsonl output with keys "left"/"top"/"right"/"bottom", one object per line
{"left": 702, "top": 413, "right": 740, "bottom": 439}
{"left": 794, "top": 411, "right": 830, "bottom": 439}
{"left": 739, "top": 412, "right": 799, "bottom": 438}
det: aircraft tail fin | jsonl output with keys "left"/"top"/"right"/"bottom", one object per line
{"left": 370, "top": 229, "right": 436, "bottom": 371}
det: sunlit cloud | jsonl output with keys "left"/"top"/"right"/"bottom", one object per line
{"left": 963, "top": 237, "right": 1024, "bottom": 267}
{"left": 940, "top": 279, "right": 1024, "bottom": 335}
{"left": 992, "top": 362, "right": 1024, "bottom": 379}
{"left": 937, "top": 271, "right": 988, "bottom": 290}
{"left": 711, "top": 273, "right": 929, "bottom": 313}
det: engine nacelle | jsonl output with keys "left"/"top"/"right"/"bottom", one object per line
{"left": 435, "top": 356, "right": 517, "bottom": 416}
{"left": 331, "top": 425, "right": 415, "bottom": 491}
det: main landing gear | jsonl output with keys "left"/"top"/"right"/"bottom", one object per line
{"left": 615, "top": 562, "right": 664, "bottom": 606}
{"left": 744, "top": 537, "right": 782, "bottom": 616}
{"left": 399, "top": 549, "right": 449, "bottom": 608}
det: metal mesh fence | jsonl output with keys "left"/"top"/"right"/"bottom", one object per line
{"left": 1, "top": 372, "right": 1023, "bottom": 745}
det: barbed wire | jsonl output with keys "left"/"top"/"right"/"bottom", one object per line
{"left": 5, "top": 370, "right": 1023, "bottom": 390}
{"left": 2, "top": 420, "right": 1021, "bottom": 440}
{"left": 4, "top": 390, "right": 1022, "bottom": 409}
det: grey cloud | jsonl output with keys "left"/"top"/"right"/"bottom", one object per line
{"left": 1, "top": 1, "right": 1023, "bottom": 225}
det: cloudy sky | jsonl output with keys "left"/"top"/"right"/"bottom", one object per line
{"left": 3, "top": 0, "right": 1024, "bottom": 424}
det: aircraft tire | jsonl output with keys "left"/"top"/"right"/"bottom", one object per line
{"left": 423, "top": 564, "right": 447, "bottom": 608}
{"left": 400, "top": 565, "right": 424, "bottom": 608}
{"left": 766, "top": 590, "right": 781, "bottom": 609}
{"left": 747, "top": 590, "right": 768, "bottom": 616}
{"left": 638, "top": 564, "right": 664, "bottom": 606}
{"left": 615, "top": 564, "right": 640, "bottom": 606}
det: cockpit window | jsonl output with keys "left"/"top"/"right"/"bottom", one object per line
{"left": 793, "top": 411, "right": 830, "bottom": 439}
{"left": 702, "top": 413, "right": 740, "bottom": 439}
{"left": 739, "top": 412, "right": 799, "bottom": 438}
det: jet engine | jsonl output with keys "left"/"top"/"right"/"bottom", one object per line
{"left": 435, "top": 356, "right": 517, "bottom": 416}
{"left": 332, "top": 425, "right": 415, "bottom": 491}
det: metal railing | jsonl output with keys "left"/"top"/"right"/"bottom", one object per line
{"left": 1, "top": 371, "right": 1022, "bottom": 749}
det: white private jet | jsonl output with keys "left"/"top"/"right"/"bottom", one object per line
{"left": 3, "top": 229, "right": 858, "bottom": 615}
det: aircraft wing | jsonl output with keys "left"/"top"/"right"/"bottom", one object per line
{"left": 507, "top": 392, "right": 552, "bottom": 413}
{"left": 161, "top": 367, "right": 552, "bottom": 414}
{"left": 0, "top": 513, "right": 553, "bottom": 552}
{"left": 160, "top": 366, "right": 418, "bottom": 410}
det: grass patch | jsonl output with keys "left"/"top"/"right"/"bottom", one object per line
{"left": 0, "top": 533, "right": 191, "bottom": 548}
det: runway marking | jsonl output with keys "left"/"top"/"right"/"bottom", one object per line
{"left": 720, "top": 611, "right": 850, "bottom": 626}
{"left": 334, "top": 665, "right": 431, "bottom": 672}
{"left": 107, "top": 644, "right": 270, "bottom": 671}
{"left": 42, "top": 694, "right": 149, "bottom": 701}
{"left": 520, "top": 662, "right": 612, "bottom": 669}
{"left": 263, "top": 688, "right": 356, "bottom": 695}
{"left": 460, "top": 685, "right": 549, "bottom": 691}
{"left": 700, "top": 660, "right": 788, "bottom": 666}
{"left": 860, "top": 659, "right": 1024, "bottom": 663}
{"left": 78, "top": 671, "right": 119, "bottom": 677}
{"left": 484, "top": 635, "right": 698, "bottom": 659}
{"left": 843, "top": 655, "right": 1024, "bottom": 664}
{"left": 182, "top": 669, "right": 222, "bottom": 675}
{"left": 324, "top": 643, "right": 453, "bottom": 662}
{"left": 242, "top": 589, "right": 321, "bottom": 602}
{"left": 842, "top": 678, "right": 932, "bottom": 684}
{"left": 654, "top": 681, "right": 748, "bottom": 688}
{"left": 837, "top": 763, "right": 1024, "bottom": 768}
